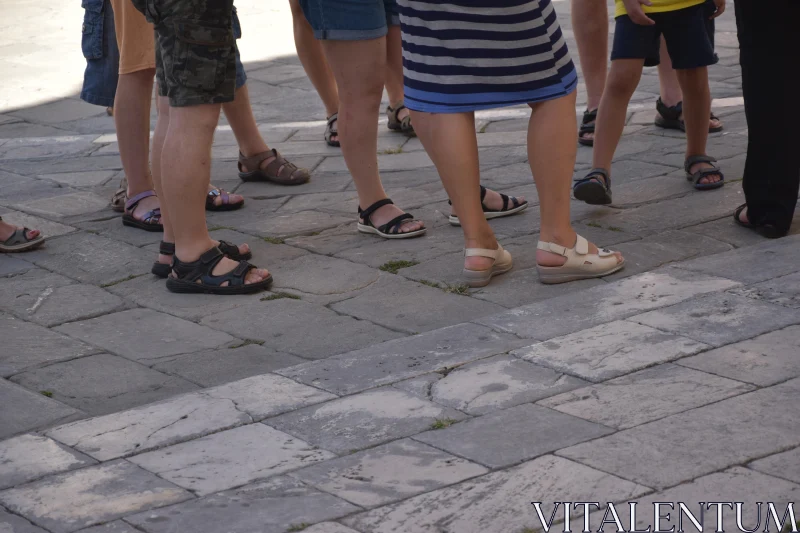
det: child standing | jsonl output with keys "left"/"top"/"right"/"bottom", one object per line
{"left": 573, "top": 0, "right": 726, "bottom": 205}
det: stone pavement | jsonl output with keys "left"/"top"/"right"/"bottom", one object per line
{"left": 2, "top": 1, "right": 800, "bottom": 532}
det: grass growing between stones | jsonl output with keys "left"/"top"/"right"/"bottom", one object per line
{"left": 286, "top": 524, "right": 310, "bottom": 532}
{"left": 430, "top": 418, "right": 459, "bottom": 430}
{"left": 419, "top": 280, "right": 471, "bottom": 296}
{"left": 381, "top": 147, "right": 404, "bottom": 155}
{"left": 379, "top": 260, "right": 419, "bottom": 274}
{"left": 261, "top": 292, "right": 301, "bottom": 302}
{"left": 39, "top": 390, "right": 53, "bottom": 398}
{"left": 586, "top": 221, "right": 603, "bottom": 228}
{"left": 262, "top": 236, "right": 285, "bottom": 245}
{"left": 229, "top": 339, "right": 265, "bottom": 349}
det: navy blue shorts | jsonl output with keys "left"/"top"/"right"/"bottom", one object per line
{"left": 612, "top": 2, "right": 717, "bottom": 69}
{"left": 300, "top": 0, "right": 399, "bottom": 41}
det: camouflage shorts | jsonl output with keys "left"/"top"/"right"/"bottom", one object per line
{"left": 131, "top": 0, "right": 236, "bottom": 107}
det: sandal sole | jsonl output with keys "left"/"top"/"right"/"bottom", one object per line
{"left": 122, "top": 215, "right": 164, "bottom": 232}
{"left": 166, "top": 274, "right": 273, "bottom": 295}
{"left": 0, "top": 236, "right": 45, "bottom": 253}
{"left": 463, "top": 262, "right": 513, "bottom": 288}
{"left": 577, "top": 137, "right": 594, "bottom": 147}
{"left": 448, "top": 202, "right": 529, "bottom": 226}
{"left": 537, "top": 261, "right": 625, "bottom": 285}
{"left": 206, "top": 202, "right": 244, "bottom": 212}
{"left": 357, "top": 224, "right": 427, "bottom": 240}
{"left": 687, "top": 175, "right": 725, "bottom": 191}
{"left": 573, "top": 182, "right": 612, "bottom": 205}
{"left": 238, "top": 172, "right": 310, "bottom": 186}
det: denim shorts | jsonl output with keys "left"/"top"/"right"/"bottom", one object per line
{"left": 300, "top": 0, "right": 399, "bottom": 40}
{"left": 80, "top": 0, "right": 246, "bottom": 108}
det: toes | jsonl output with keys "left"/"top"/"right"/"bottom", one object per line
{"left": 239, "top": 243, "right": 250, "bottom": 255}
{"left": 25, "top": 228, "right": 40, "bottom": 239}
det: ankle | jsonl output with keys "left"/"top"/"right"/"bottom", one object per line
{"left": 240, "top": 143, "right": 270, "bottom": 158}
{"left": 127, "top": 175, "right": 155, "bottom": 196}
{"left": 540, "top": 227, "right": 577, "bottom": 247}
{"left": 175, "top": 239, "right": 216, "bottom": 264}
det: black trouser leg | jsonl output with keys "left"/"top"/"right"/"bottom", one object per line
{"left": 735, "top": 0, "right": 800, "bottom": 233}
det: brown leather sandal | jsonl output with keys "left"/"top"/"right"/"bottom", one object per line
{"left": 237, "top": 149, "right": 311, "bottom": 186}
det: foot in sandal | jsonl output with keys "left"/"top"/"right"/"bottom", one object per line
{"left": 166, "top": 246, "right": 272, "bottom": 295}
{"left": 238, "top": 149, "right": 311, "bottom": 185}
{"left": 152, "top": 240, "right": 253, "bottom": 278}
{"left": 449, "top": 186, "right": 528, "bottom": 226}
{"left": 536, "top": 233, "right": 624, "bottom": 284}
{"left": 463, "top": 243, "right": 513, "bottom": 288}
{"left": 357, "top": 198, "right": 426, "bottom": 239}
{"left": 0, "top": 217, "right": 45, "bottom": 253}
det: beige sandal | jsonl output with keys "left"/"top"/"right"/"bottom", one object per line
{"left": 536, "top": 234, "right": 624, "bottom": 284}
{"left": 462, "top": 244, "right": 513, "bottom": 288}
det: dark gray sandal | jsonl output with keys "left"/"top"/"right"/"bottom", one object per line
{"left": 685, "top": 155, "right": 724, "bottom": 191}
{"left": 325, "top": 113, "right": 340, "bottom": 147}
{"left": 0, "top": 217, "right": 45, "bottom": 253}
{"left": 165, "top": 246, "right": 272, "bottom": 295}
{"left": 152, "top": 240, "right": 252, "bottom": 278}
{"left": 573, "top": 168, "right": 612, "bottom": 205}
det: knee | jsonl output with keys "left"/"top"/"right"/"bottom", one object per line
{"left": 605, "top": 68, "right": 639, "bottom": 97}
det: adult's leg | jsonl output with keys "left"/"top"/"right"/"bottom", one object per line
{"left": 571, "top": 0, "right": 608, "bottom": 115}
{"left": 288, "top": 0, "right": 339, "bottom": 117}
{"left": 321, "top": 37, "right": 423, "bottom": 233}
{"left": 592, "top": 59, "right": 645, "bottom": 172}
{"left": 412, "top": 111, "right": 496, "bottom": 271}
{"left": 735, "top": 0, "right": 800, "bottom": 232}
{"left": 531, "top": 91, "right": 623, "bottom": 267}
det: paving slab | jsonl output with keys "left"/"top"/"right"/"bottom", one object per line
{"left": 477, "top": 268, "right": 741, "bottom": 340}
{"left": 239, "top": 210, "right": 352, "bottom": 239}
{"left": 10, "top": 353, "right": 199, "bottom": 416}
{"left": 0, "top": 434, "right": 95, "bottom": 490}
{"left": 0, "top": 379, "right": 81, "bottom": 440}
{"left": 675, "top": 234, "right": 800, "bottom": 284}
{"left": 0, "top": 137, "right": 96, "bottom": 162}
{"left": 0, "top": 209, "right": 77, "bottom": 238}
{"left": 414, "top": 403, "right": 612, "bottom": 469}
{"left": 23, "top": 232, "right": 152, "bottom": 286}
{"left": 0, "top": 508, "right": 48, "bottom": 533}
{"left": 271, "top": 254, "right": 380, "bottom": 295}
{"left": 630, "top": 292, "right": 800, "bottom": 347}
{"left": 333, "top": 229, "right": 463, "bottom": 270}
{"left": 0, "top": 313, "right": 99, "bottom": 377}
{"left": 291, "top": 439, "right": 488, "bottom": 508}
{"left": 685, "top": 216, "right": 772, "bottom": 248}
{"left": 426, "top": 355, "right": 587, "bottom": 415}
{"left": 47, "top": 391, "right": 252, "bottom": 461}
{"left": 12, "top": 192, "right": 108, "bottom": 219}
{"left": 39, "top": 170, "right": 116, "bottom": 187}
{"left": 76, "top": 521, "right": 140, "bottom": 533}
{"left": 0, "top": 255, "right": 33, "bottom": 277}
{"left": 268, "top": 387, "right": 467, "bottom": 454}
{"left": 749, "top": 447, "right": 800, "bottom": 485}
{"left": 331, "top": 276, "right": 505, "bottom": 334}
{"left": 0, "top": 269, "right": 126, "bottom": 327}
{"left": 345, "top": 455, "right": 649, "bottom": 533}
{"left": 201, "top": 299, "right": 403, "bottom": 359}
{"left": 277, "top": 323, "right": 524, "bottom": 395}
{"left": 202, "top": 373, "right": 336, "bottom": 420}
{"left": 56, "top": 308, "right": 235, "bottom": 363}
{"left": 558, "top": 378, "right": 800, "bottom": 489}
{"left": 0, "top": 460, "right": 191, "bottom": 533}
{"left": 129, "top": 424, "right": 334, "bottom": 496}
{"left": 540, "top": 363, "right": 754, "bottom": 429}
{"left": 151, "top": 344, "right": 306, "bottom": 387}
{"left": 302, "top": 524, "right": 361, "bottom": 533}
{"left": 514, "top": 320, "right": 709, "bottom": 382}
{"left": 124, "top": 475, "right": 359, "bottom": 533}
{"left": 76, "top": 217, "right": 163, "bottom": 248}
{"left": 677, "top": 326, "right": 800, "bottom": 386}
{"left": 733, "top": 271, "right": 800, "bottom": 309}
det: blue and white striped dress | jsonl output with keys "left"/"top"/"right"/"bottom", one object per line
{"left": 398, "top": 0, "right": 578, "bottom": 113}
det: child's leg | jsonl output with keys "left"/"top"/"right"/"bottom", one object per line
{"left": 676, "top": 67, "right": 721, "bottom": 185}
{"left": 592, "top": 59, "right": 645, "bottom": 173}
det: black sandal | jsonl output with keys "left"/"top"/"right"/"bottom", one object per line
{"left": 165, "top": 246, "right": 272, "bottom": 295}
{"left": 578, "top": 109, "right": 597, "bottom": 147}
{"left": 325, "top": 113, "right": 340, "bottom": 148}
{"left": 448, "top": 185, "right": 529, "bottom": 226}
{"left": 357, "top": 198, "right": 426, "bottom": 240}
{"left": 573, "top": 168, "right": 612, "bottom": 205}
{"left": 655, "top": 98, "right": 724, "bottom": 133}
{"left": 152, "top": 240, "right": 253, "bottom": 278}
{"left": 733, "top": 204, "right": 784, "bottom": 239}
{"left": 387, "top": 102, "right": 416, "bottom": 137}
{"left": 685, "top": 155, "right": 725, "bottom": 191}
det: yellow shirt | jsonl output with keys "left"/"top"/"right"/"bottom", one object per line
{"left": 615, "top": 0, "right": 704, "bottom": 18}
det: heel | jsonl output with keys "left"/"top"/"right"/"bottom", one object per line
{"left": 462, "top": 245, "right": 513, "bottom": 288}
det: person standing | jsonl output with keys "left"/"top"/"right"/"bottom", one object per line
{"left": 732, "top": 0, "right": 800, "bottom": 237}
{"left": 400, "top": 0, "right": 624, "bottom": 286}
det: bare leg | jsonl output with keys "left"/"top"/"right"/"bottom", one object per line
{"left": 321, "top": 37, "right": 423, "bottom": 233}
{"left": 151, "top": 94, "right": 173, "bottom": 266}
{"left": 571, "top": 0, "right": 608, "bottom": 131}
{"left": 114, "top": 69, "right": 161, "bottom": 222}
{"left": 531, "top": 91, "right": 623, "bottom": 267}
{"left": 677, "top": 67, "right": 721, "bottom": 185}
{"left": 412, "top": 111, "right": 496, "bottom": 271}
{"left": 592, "top": 59, "right": 645, "bottom": 173}
{"left": 288, "top": 0, "right": 339, "bottom": 118}
{"left": 385, "top": 25, "right": 409, "bottom": 122}
{"left": 657, "top": 38, "right": 721, "bottom": 130}
{"left": 161, "top": 104, "right": 268, "bottom": 283}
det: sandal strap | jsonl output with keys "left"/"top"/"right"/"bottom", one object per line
{"left": 537, "top": 235, "right": 590, "bottom": 257}
{"left": 379, "top": 213, "right": 414, "bottom": 235}
{"left": 575, "top": 168, "right": 611, "bottom": 187}
{"left": 263, "top": 149, "right": 299, "bottom": 178}
{"left": 685, "top": 155, "right": 718, "bottom": 173}
{"left": 159, "top": 241, "right": 175, "bottom": 255}
{"left": 171, "top": 246, "right": 253, "bottom": 288}
{"left": 216, "top": 240, "right": 242, "bottom": 258}
{"left": 207, "top": 188, "right": 230, "bottom": 206}
{"left": 358, "top": 198, "right": 394, "bottom": 225}
{"left": 3, "top": 228, "right": 33, "bottom": 246}
{"left": 656, "top": 98, "right": 683, "bottom": 121}
{"left": 124, "top": 190, "right": 156, "bottom": 212}
{"left": 582, "top": 109, "right": 598, "bottom": 123}
{"left": 465, "top": 246, "right": 502, "bottom": 260}
{"left": 327, "top": 112, "right": 338, "bottom": 127}
{"left": 387, "top": 103, "right": 407, "bottom": 121}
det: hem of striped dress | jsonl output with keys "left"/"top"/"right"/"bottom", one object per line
{"left": 404, "top": 78, "right": 578, "bottom": 114}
